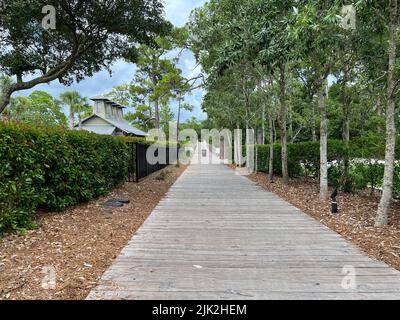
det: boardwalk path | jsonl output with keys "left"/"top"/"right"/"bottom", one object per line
{"left": 88, "top": 164, "right": 400, "bottom": 300}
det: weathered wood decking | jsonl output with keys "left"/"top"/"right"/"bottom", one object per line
{"left": 88, "top": 164, "right": 400, "bottom": 300}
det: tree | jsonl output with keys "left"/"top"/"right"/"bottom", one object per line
{"left": 159, "top": 104, "right": 174, "bottom": 137}
{"left": 59, "top": 91, "right": 84, "bottom": 129}
{"left": 125, "top": 28, "right": 189, "bottom": 129}
{"left": 6, "top": 96, "right": 32, "bottom": 121}
{"left": 180, "top": 117, "right": 204, "bottom": 137}
{"left": 0, "top": 0, "right": 171, "bottom": 113}
{"left": 0, "top": 75, "right": 13, "bottom": 95}
{"left": 75, "top": 97, "right": 92, "bottom": 129}
{"left": 5, "top": 91, "right": 66, "bottom": 126}
{"left": 291, "top": 1, "right": 343, "bottom": 199}
{"left": 110, "top": 27, "right": 201, "bottom": 131}
{"left": 0, "top": 75, "right": 14, "bottom": 119}
{"left": 376, "top": 0, "right": 398, "bottom": 226}
{"left": 107, "top": 84, "right": 154, "bottom": 131}
{"left": 189, "top": 0, "right": 295, "bottom": 182}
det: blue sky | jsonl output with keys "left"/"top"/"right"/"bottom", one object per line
{"left": 16, "top": 0, "right": 207, "bottom": 122}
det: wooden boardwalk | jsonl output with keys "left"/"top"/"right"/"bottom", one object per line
{"left": 88, "top": 164, "right": 400, "bottom": 300}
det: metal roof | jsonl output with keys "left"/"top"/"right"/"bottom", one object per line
{"left": 91, "top": 96, "right": 125, "bottom": 108}
{"left": 77, "top": 114, "right": 148, "bottom": 137}
{"left": 105, "top": 117, "right": 148, "bottom": 136}
{"left": 90, "top": 95, "right": 110, "bottom": 101}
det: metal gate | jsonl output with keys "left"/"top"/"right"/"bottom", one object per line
{"left": 127, "top": 142, "right": 179, "bottom": 182}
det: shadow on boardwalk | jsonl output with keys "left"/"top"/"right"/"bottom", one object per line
{"left": 87, "top": 164, "right": 400, "bottom": 300}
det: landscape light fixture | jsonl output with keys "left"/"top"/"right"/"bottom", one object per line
{"left": 331, "top": 188, "right": 338, "bottom": 214}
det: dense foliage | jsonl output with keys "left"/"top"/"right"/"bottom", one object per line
{"left": 0, "top": 0, "right": 171, "bottom": 112}
{"left": 188, "top": 0, "right": 400, "bottom": 225}
{"left": 2, "top": 90, "right": 67, "bottom": 126}
{"left": 256, "top": 138, "right": 400, "bottom": 194}
{"left": 0, "top": 122, "right": 129, "bottom": 233}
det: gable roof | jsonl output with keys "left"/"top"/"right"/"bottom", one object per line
{"left": 77, "top": 114, "right": 147, "bottom": 137}
{"left": 105, "top": 117, "right": 148, "bottom": 136}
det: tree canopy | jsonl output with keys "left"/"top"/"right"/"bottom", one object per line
{"left": 188, "top": 0, "right": 400, "bottom": 225}
{"left": 0, "top": 0, "right": 171, "bottom": 112}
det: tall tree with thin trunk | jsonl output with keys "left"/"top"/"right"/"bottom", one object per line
{"left": 318, "top": 78, "right": 328, "bottom": 198}
{"left": 290, "top": 2, "right": 342, "bottom": 199}
{"left": 279, "top": 63, "right": 289, "bottom": 184}
{"left": 60, "top": 91, "right": 82, "bottom": 130}
{"left": 376, "top": 0, "right": 398, "bottom": 226}
{"left": 268, "top": 114, "right": 275, "bottom": 183}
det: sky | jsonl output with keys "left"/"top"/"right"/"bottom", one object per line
{"left": 16, "top": 0, "right": 208, "bottom": 122}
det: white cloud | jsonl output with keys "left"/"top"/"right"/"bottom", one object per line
{"left": 164, "top": 0, "right": 207, "bottom": 26}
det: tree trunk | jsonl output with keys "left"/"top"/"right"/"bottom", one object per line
{"left": 376, "top": 96, "right": 383, "bottom": 117}
{"left": 318, "top": 79, "right": 328, "bottom": 199}
{"left": 148, "top": 98, "right": 152, "bottom": 126}
{"left": 376, "top": 0, "right": 398, "bottom": 226}
{"left": 289, "top": 103, "right": 294, "bottom": 143}
{"left": 268, "top": 114, "right": 274, "bottom": 183}
{"left": 342, "top": 66, "right": 351, "bottom": 192}
{"left": 155, "top": 99, "right": 160, "bottom": 129}
{"left": 262, "top": 103, "right": 266, "bottom": 144}
{"left": 257, "top": 130, "right": 263, "bottom": 144}
{"left": 0, "top": 87, "right": 12, "bottom": 114}
{"left": 78, "top": 114, "right": 82, "bottom": 130}
{"left": 235, "top": 123, "right": 241, "bottom": 166}
{"left": 279, "top": 63, "right": 289, "bottom": 184}
{"left": 176, "top": 96, "right": 182, "bottom": 163}
{"left": 342, "top": 67, "right": 350, "bottom": 142}
{"left": 69, "top": 106, "right": 75, "bottom": 130}
{"left": 311, "top": 99, "right": 317, "bottom": 142}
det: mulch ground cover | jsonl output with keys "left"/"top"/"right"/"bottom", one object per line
{"left": 0, "top": 165, "right": 186, "bottom": 300}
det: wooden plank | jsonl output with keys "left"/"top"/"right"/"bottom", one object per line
{"left": 87, "top": 162, "right": 400, "bottom": 300}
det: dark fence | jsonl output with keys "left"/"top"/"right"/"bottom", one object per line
{"left": 127, "top": 142, "right": 179, "bottom": 182}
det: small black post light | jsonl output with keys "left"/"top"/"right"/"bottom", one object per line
{"left": 331, "top": 188, "right": 338, "bottom": 214}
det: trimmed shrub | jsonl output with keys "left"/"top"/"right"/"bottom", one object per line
{"left": 0, "top": 122, "right": 128, "bottom": 233}
{"left": 256, "top": 140, "right": 350, "bottom": 177}
{"left": 255, "top": 138, "right": 400, "bottom": 193}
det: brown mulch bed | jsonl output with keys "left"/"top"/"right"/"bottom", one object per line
{"left": 247, "top": 171, "right": 400, "bottom": 271}
{"left": 0, "top": 165, "right": 186, "bottom": 300}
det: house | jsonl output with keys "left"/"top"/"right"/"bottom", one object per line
{"left": 76, "top": 96, "right": 147, "bottom": 137}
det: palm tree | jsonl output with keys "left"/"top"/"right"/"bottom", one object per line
{"left": 9, "top": 96, "right": 31, "bottom": 121}
{"left": 75, "top": 97, "right": 92, "bottom": 129}
{"left": 59, "top": 91, "right": 84, "bottom": 129}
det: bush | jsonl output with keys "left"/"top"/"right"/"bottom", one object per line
{"left": 255, "top": 138, "right": 398, "bottom": 193}
{"left": 256, "top": 140, "right": 350, "bottom": 178}
{"left": 0, "top": 122, "right": 129, "bottom": 233}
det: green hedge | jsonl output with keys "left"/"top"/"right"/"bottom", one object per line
{"left": 0, "top": 122, "right": 129, "bottom": 233}
{"left": 256, "top": 140, "right": 351, "bottom": 177}
{"left": 255, "top": 138, "right": 400, "bottom": 193}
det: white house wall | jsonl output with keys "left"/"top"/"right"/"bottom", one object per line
{"left": 81, "top": 116, "right": 116, "bottom": 135}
